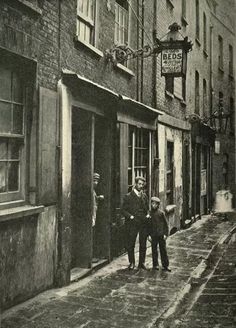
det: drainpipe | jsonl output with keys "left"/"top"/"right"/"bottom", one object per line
{"left": 153, "top": 0, "right": 159, "bottom": 196}
{"left": 136, "top": 0, "right": 140, "bottom": 101}
{"left": 140, "top": 0, "right": 144, "bottom": 102}
{"left": 209, "top": 24, "right": 214, "bottom": 209}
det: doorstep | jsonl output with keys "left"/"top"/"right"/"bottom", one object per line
{"left": 70, "top": 258, "right": 109, "bottom": 282}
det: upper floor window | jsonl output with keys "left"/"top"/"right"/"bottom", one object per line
{"left": 0, "top": 64, "right": 25, "bottom": 203}
{"left": 165, "top": 77, "right": 186, "bottom": 101}
{"left": 195, "top": 71, "right": 200, "bottom": 114}
{"left": 77, "top": 0, "right": 96, "bottom": 45}
{"left": 203, "top": 13, "right": 207, "bottom": 52}
{"left": 218, "top": 35, "right": 223, "bottom": 70}
{"left": 182, "top": 0, "right": 186, "bottom": 19}
{"left": 229, "top": 44, "right": 234, "bottom": 76}
{"left": 115, "top": 0, "right": 129, "bottom": 45}
{"left": 196, "top": 0, "right": 200, "bottom": 40}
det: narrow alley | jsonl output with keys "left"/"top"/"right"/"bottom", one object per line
{"left": 1, "top": 213, "right": 236, "bottom": 328}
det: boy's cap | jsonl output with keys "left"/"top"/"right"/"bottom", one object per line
{"left": 93, "top": 173, "right": 100, "bottom": 180}
{"left": 151, "top": 196, "right": 160, "bottom": 203}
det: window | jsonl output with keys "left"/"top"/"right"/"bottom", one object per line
{"left": 182, "top": 0, "right": 186, "bottom": 19}
{"left": 128, "top": 127, "right": 150, "bottom": 192}
{"left": 219, "top": 92, "right": 223, "bottom": 111}
{"left": 0, "top": 64, "right": 25, "bottom": 203}
{"left": 203, "top": 13, "right": 207, "bottom": 51}
{"left": 166, "top": 141, "right": 174, "bottom": 205}
{"left": 165, "top": 76, "right": 174, "bottom": 94}
{"left": 196, "top": 0, "right": 200, "bottom": 40}
{"left": 115, "top": 0, "right": 129, "bottom": 45}
{"left": 77, "top": 0, "right": 96, "bottom": 45}
{"left": 203, "top": 79, "right": 207, "bottom": 117}
{"left": 230, "top": 97, "right": 235, "bottom": 134}
{"left": 218, "top": 35, "right": 223, "bottom": 69}
{"left": 195, "top": 71, "right": 200, "bottom": 114}
{"left": 229, "top": 45, "right": 234, "bottom": 76}
{"left": 166, "top": 77, "right": 186, "bottom": 100}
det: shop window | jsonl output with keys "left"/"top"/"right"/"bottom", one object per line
{"left": 195, "top": 71, "right": 200, "bottom": 114}
{"left": 115, "top": 0, "right": 129, "bottom": 45}
{"left": 77, "top": 0, "right": 96, "bottom": 45}
{"left": 0, "top": 64, "right": 25, "bottom": 203}
{"left": 218, "top": 35, "right": 223, "bottom": 70}
{"left": 166, "top": 141, "right": 174, "bottom": 205}
{"left": 195, "top": 0, "right": 200, "bottom": 41}
{"left": 229, "top": 44, "right": 234, "bottom": 76}
{"left": 128, "top": 127, "right": 150, "bottom": 192}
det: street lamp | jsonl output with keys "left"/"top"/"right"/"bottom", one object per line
{"left": 209, "top": 107, "right": 231, "bottom": 134}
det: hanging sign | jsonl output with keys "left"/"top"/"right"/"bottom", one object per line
{"left": 161, "top": 48, "right": 183, "bottom": 76}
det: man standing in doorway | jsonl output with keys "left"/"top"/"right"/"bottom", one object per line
{"left": 122, "top": 177, "right": 150, "bottom": 270}
{"left": 92, "top": 173, "right": 104, "bottom": 263}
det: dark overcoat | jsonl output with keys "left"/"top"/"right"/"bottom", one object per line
{"left": 150, "top": 209, "right": 169, "bottom": 236}
{"left": 122, "top": 190, "right": 149, "bottom": 224}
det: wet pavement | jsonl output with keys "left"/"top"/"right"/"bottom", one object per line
{"left": 1, "top": 213, "right": 236, "bottom": 328}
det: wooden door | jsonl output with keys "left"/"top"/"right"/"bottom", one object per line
{"left": 71, "top": 108, "right": 94, "bottom": 268}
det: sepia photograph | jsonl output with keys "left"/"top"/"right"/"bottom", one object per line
{"left": 0, "top": 0, "right": 235, "bottom": 327}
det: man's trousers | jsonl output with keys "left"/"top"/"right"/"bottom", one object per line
{"left": 125, "top": 220, "right": 149, "bottom": 265}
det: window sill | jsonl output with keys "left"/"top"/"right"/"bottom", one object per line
{"left": 165, "top": 90, "right": 174, "bottom": 99}
{"left": 203, "top": 49, "right": 208, "bottom": 58}
{"left": 14, "top": 0, "right": 42, "bottom": 15}
{"left": 74, "top": 36, "right": 103, "bottom": 58}
{"left": 115, "top": 63, "right": 135, "bottom": 77}
{"left": 0, "top": 205, "right": 44, "bottom": 223}
{"left": 195, "top": 38, "right": 201, "bottom": 46}
{"left": 181, "top": 16, "right": 188, "bottom": 26}
{"left": 218, "top": 66, "right": 224, "bottom": 74}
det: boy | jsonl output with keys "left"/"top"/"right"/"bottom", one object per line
{"left": 150, "top": 197, "right": 171, "bottom": 272}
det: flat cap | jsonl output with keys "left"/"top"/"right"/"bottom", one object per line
{"left": 151, "top": 196, "right": 160, "bottom": 203}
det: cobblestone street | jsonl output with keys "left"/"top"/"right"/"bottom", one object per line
{"left": 1, "top": 213, "right": 236, "bottom": 328}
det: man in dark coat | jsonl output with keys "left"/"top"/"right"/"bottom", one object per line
{"left": 150, "top": 196, "right": 171, "bottom": 272}
{"left": 122, "top": 177, "right": 150, "bottom": 270}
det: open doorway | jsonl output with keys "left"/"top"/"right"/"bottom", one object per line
{"left": 71, "top": 107, "right": 112, "bottom": 278}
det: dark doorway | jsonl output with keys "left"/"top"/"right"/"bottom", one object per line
{"left": 71, "top": 108, "right": 112, "bottom": 271}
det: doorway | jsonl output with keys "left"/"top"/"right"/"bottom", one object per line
{"left": 71, "top": 107, "right": 112, "bottom": 271}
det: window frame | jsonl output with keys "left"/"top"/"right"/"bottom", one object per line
{"left": 114, "top": 0, "right": 129, "bottom": 46}
{"left": 218, "top": 35, "right": 223, "bottom": 70}
{"left": 229, "top": 44, "right": 234, "bottom": 77}
{"left": 195, "top": 0, "right": 200, "bottom": 41}
{"left": 203, "top": 12, "right": 207, "bottom": 52}
{"left": 0, "top": 64, "right": 26, "bottom": 205}
{"left": 166, "top": 141, "right": 174, "bottom": 205}
{"left": 195, "top": 71, "right": 200, "bottom": 114}
{"left": 76, "top": 0, "right": 97, "bottom": 46}
{"left": 128, "top": 126, "right": 151, "bottom": 194}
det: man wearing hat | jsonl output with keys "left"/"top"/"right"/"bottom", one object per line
{"left": 92, "top": 173, "right": 104, "bottom": 262}
{"left": 150, "top": 196, "right": 171, "bottom": 272}
{"left": 122, "top": 176, "right": 150, "bottom": 270}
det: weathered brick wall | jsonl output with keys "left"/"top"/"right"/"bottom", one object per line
{"left": 0, "top": 0, "right": 60, "bottom": 308}
{"left": 211, "top": 0, "right": 235, "bottom": 204}
{"left": 59, "top": 0, "right": 138, "bottom": 98}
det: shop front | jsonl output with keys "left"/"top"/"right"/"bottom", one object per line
{"left": 58, "top": 71, "right": 163, "bottom": 283}
{"left": 191, "top": 122, "right": 215, "bottom": 218}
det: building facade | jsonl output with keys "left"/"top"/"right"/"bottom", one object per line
{"left": 0, "top": 0, "right": 235, "bottom": 310}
